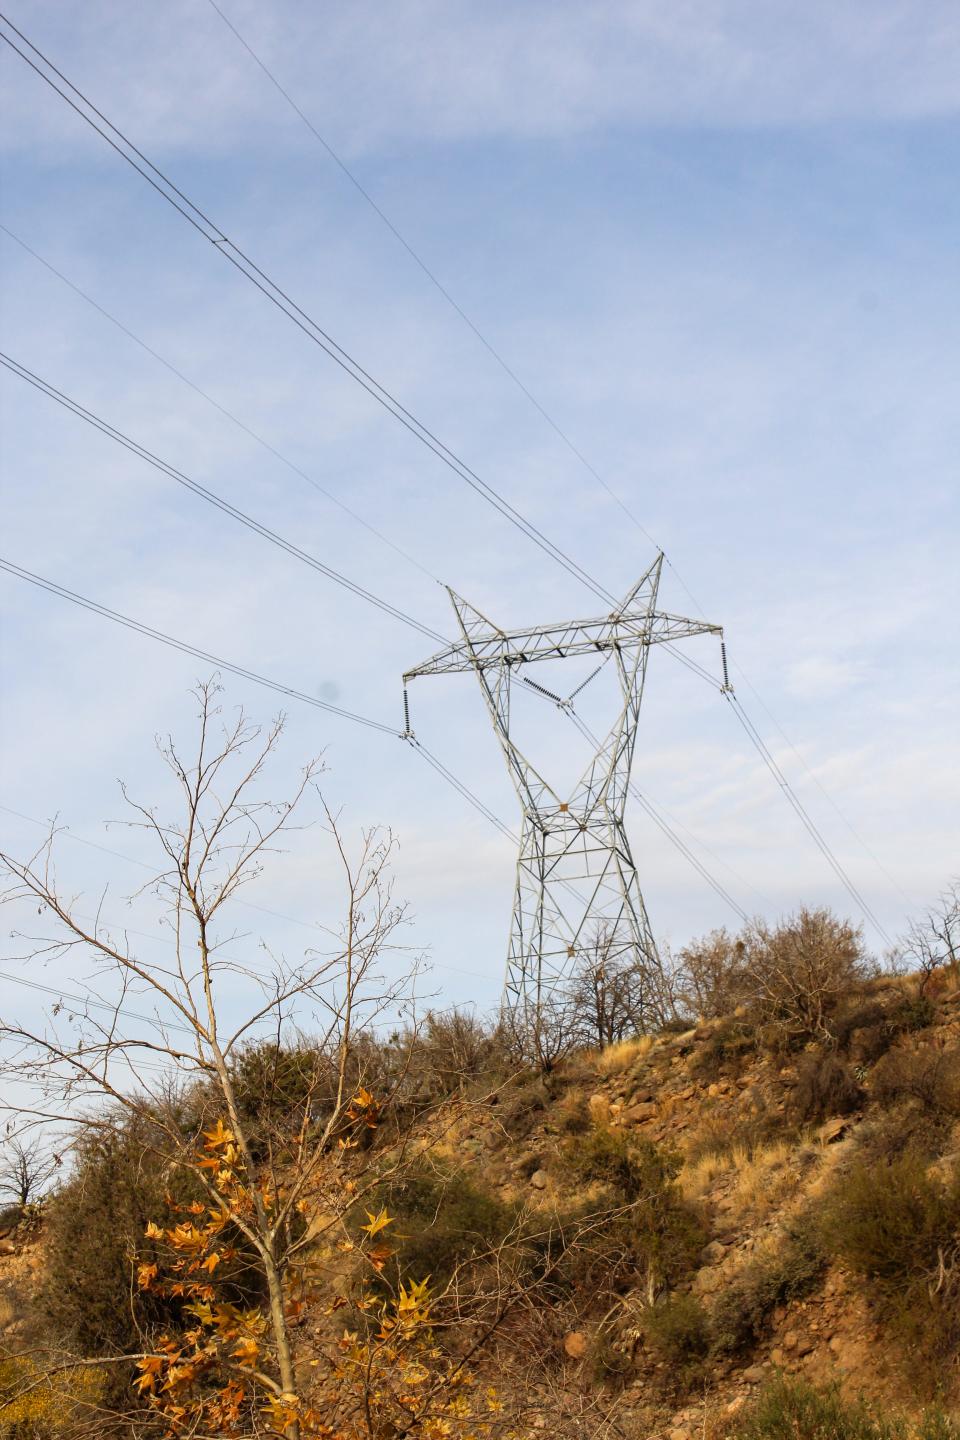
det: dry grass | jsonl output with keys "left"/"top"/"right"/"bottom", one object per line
{"left": 680, "top": 1138, "right": 800, "bottom": 1217}
{"left": 594, "top": 1034, "right": 656, "bottom": 1075}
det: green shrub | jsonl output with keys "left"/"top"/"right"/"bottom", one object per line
{"left": 689, "top": 1015, "right": 756, "bottom": 1079}
{"left": 566, "top": 1127, "right": 678, "bottom": 1201}
{"left": 733, "top": 1376, "right": 900, "bottom": 1440}
{"left": 357, "top": 1167, "right": 517, "bottom": 1290}
{"left": 559, "top": 1130, "right": 704, "bottom": 1296}
{"left": 710, "top": 1219, "right": 824, "bottom": 1355}
{"left": 828, "top": 993, "right": 935, "bottom": 1068}
{"left": 819, "top": 1150, "right": 960, "bottom": 1281}
{"left": 641, "top": 1292, "right": 710, "bottom": 1373}
{"left": 36, "top": 1113, "right": 263, "bottom": 1377}
{"left": 818, "top": 1150, "right": 960, "bottom": 1396}
{"left": 731, "top": 1375, "right": 959, "bottom": 1440}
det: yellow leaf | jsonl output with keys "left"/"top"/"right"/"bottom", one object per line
{"left": 144, "top": 1221, "right": 165, "bottom": 1241}
{"left": 360, "top": 1207, "right": 393, "bottom": 1238}
{"left": 201, "top": 1252, "right": 221, "bottom": 1273}
{"left": 137, "top": 1262, "right": 158, "bottom": 1290}
{"left": 202, "top": 1118, "right": 235, "bottom": 1150}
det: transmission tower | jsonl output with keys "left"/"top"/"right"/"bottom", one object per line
{"left": 403, "top": 554, "right": 723, "bottom": 1015}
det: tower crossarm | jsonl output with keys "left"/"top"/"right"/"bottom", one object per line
{"left": 404, "top": 609, "right": 721, "bottom": 680}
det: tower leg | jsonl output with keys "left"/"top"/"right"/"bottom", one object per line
{"left": 503, "top": 805, "right": 657, "bottom": 1021}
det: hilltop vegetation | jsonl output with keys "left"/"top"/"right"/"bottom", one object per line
{"left": 0, "top": 687, "right": 957, "bottom": 1439}
{"left": 2, "top": 918, "right": 960, "bottom": 1438}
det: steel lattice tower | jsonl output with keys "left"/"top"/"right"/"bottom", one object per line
{"left": 403, "top": 555, "right": 722, "bottom": 1014}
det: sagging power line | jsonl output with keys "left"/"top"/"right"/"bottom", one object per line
{"left": 0, "top": 13, "right": 897, "bottom": 947}
{"left": 197, "top": 4, "right": 906, "bottom": 934}
{"left": 0, "top": 13, "right": 614, "bottom": 608}
{"left": 0, "top": 352, "right": 445, "bottom": 645}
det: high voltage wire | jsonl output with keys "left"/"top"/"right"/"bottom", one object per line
{"left": 0, "top": 13, "right": 613, "bottom": 609}
{"left": 0, "top": 231, "right": 756, "bottom": 919}
{"left": 0, "top": 223, "right": 443, "bottom": 587}
{"left": 0, "top": 352, "right": 446, "bottom": 645}
{"left": 195, "top": 1, "right": 911, "bottom": 932}
{"left": 0, "top": 557, "right": 398, "bottom": 733}
{"left": 0, "top": 804, "right": 499, "bottom": 987}
{"left": 0, "top": 559, "right": 739, "bottom": 924}
{"left": 723, "top": 693, "right": 893, "bottom": 946}
{"left": 203, "top": 0, "right": 661, "bottom": 551}
{"left": 0, "top": 14, "right": 899, "bottom": 938}
{"left": 561, "top": 709, "right": 749, "bottom": 923}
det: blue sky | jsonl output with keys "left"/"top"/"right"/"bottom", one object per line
{"left": 1, "top": 0, "right": 958, "bottom": 1046}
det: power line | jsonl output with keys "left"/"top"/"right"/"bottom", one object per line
{"left": 0, "top": 352, "right": 445, "bottom": 645}
{"left": 723, "top": 692, "right": 893, "bottom": 946}
{"left": 194, "top": 6, "right": 912, "bottom": 930}
{"left": 0, "top": 970, "right": 196, "bottom": 1037}
{"left": 561, "top": 708, "right": 749, "bottom": 923}
{"left": 0, "top": 17, "right": 900, "bottom": 935}
{"left": 203, "top": 0, "right": 661, "bottom": 551}
{"left": 0, "top": 13, "right": 614, "bottom": 609}
{"left": 0, "top": 557, "right": 398, "bottom": 734}
{"left": 0, "top": 223, "right": 444, "bottom": 587}
{"left": 0, "top": 231, "right": 767, "bottom": 924}
{"left": 0, "top": 805, "right": 501, "bottom": 986}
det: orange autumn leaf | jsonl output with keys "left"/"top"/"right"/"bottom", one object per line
{"left": 203, "top": 1118, "right": 235, "bottom": 1150}
{"left": 232, "top": 1336, "right": 260, "bottom": 1367}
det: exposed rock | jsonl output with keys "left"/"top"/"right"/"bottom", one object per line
{"left": 563, "top": 1331, "right": 588, "bottom": 1359}
{"left": 530, "top": 1169, "right": 549, "bottom": 1190}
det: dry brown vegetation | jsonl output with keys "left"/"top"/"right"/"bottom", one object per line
{"left": 1, "top": 690, "right": 958, "bottom": 1440}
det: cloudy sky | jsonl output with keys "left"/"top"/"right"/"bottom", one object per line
{"left": 1, "top": 0, "right": 958, "bottom": 1054}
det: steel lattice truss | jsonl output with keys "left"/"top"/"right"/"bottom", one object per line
{"left": 403, "top": 555, "right": 722, "bottom": 1014}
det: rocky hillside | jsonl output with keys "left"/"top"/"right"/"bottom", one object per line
{"left": 2, "top": 967, "right": 959, "bottom": 1438}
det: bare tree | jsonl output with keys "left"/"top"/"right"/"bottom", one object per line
{"left": 675, "top": 927, "right": 750, "bottom": 1020}
{"left": 740, "top": 907, "right": 870, "bottom": 1041}
{"left": 0, "top": 681, "right": 415, "bottom": 1439}
{"left": 0, "top": 1134, "right": 61, "bottom": 1210}
{"left": 568, "top": 925, "right": 658, "bottom": 1048}
{"left": 897, "top": 879, "right": 960, "bottom": 993}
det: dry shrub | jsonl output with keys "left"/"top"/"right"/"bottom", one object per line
{"left": 743, "top": 908, "right": 870, "bottom": 1042}
{"left": 677, "top": 929, "right": 751, "bottom": 1019}
{"left": 709, "top": 1217, "right": 824, "bottom": 1356}
{"left": 680, "top": 909, "right": 871, "bottom": 1046}
{"left": 789, "top": 1050, "right": 864, "bottom": 1123}
{"left": 414, "top": 1008, "right": 507, "bottom": 1092}
{"left": 871, "top": 1046, "right": 960, "bottom": 1120}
